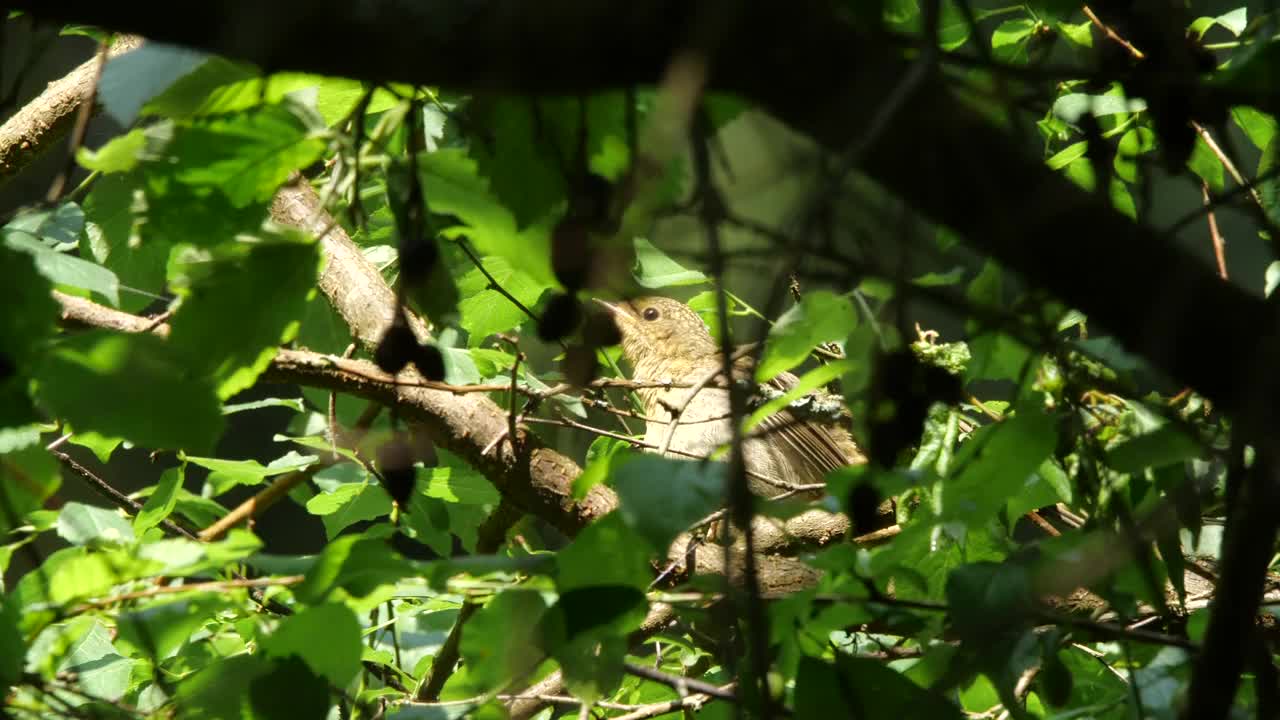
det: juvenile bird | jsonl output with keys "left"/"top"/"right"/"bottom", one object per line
{"left": 595, "top": 296, "right": 865, "bottom": 497}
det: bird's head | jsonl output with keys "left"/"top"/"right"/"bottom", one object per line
{"left": 593, "top": 296, "right": 719, "bottom": 375}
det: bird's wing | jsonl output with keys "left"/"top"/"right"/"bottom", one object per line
{"left": 753, "top": 369, "right": 863, "bottom": 479}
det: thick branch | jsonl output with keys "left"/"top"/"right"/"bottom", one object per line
{"left": 0, "top": 34, "right": 141, "bottom": 185}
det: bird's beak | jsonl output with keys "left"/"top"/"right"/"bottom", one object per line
{"left": 591, "top": 298, "right": 633, "bottom": 320}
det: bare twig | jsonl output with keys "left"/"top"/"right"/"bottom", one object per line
{"left": 1200, "top": 182, "right": 1229, "bottom": 281}
{"left": 622, "top": 663, "right": 739, "bottom": 703}
{"left": 50, "top": 450, "right": 198, "bottom": 541}
{"left": 45, "top": 38, "right": 109, "bottom": 203}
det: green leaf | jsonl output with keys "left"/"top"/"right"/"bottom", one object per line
{"left": 1046, "top": 141, "right": 1087, "bottom": 170}
{"left": 35, "top": 332, "right": 224, "bottom": 453}
{"left": 965, "top": 332, "right": 1032, "bottom": 383}
{"left": 81, "top": 172, "right": 172, "bottom": 313}
{"left": 632, "top": 237, "right": 706, "bottom": 288}
{"left": 991, "top": 18, "right": 1036, "bottom": 60}
{"left": 182, "top": 451, "right": 317, "bottom": 496}
{"left": 940, "top": 407, "right": 1057, "bottom": 527}
{"left": 572, "top": 437, "right": 631, "bottom": 499}
{"left": 0, "top": 595, "right": 22, "bottom": 687}
{"left": 140, "top": 56, "right": 259, "bottom": 118}
{"left": 946, "top": 561, "right": 1034, "bottom": 642}
{"left": 1231, "top": 106, "right": 1277, "bottom": 151}
{"left": 0, "top": 445, "right": 59, "bottom": 537}
{"left": 458, "top": 589, "right": 549, "bottom": 693}
{"left": 4, "top": 202, "right": 85, "bottom": 249}
{"left": 263, "top": 603, "right": 363, "bottom": 687}
{"left": 175, "top": 654, "right": 271, "bottom": 719}
{"left": 419, "top": 464, "right": 502, "bottom": 505}
{"left": 795, "top": 655, "right": 963, "bottom": 719}
{"left": 4, "top": 231, "right": 121, "bottom": 307}
{"left": 167, "top": 240, "right": 320, "bottom": 398}
{"left": 116, "top": 593, "right": 228, "bottom": 660}
{"left": 57, "top": 618, "right": 135, "bottom": 701}
{"left": 455, "top": 254, "right": 546, "bottom": 343}
{"left": 419, "top": 149, "right": 555, "bottom": 286}
{"left": 612, "top": 455, "right": 723, "bottom": 551}
{"left": 56, "top": 502, "right": 136, "bottom": 546}
{"left": 77, "top": 129, "right": 150, "bottom": 173}
{"left": 1055, "top": 19, "right": 1092, "bottom": 48}
{"left": 1114, "top": 127, "right": 1155, "bottom": 184}
{"left": 556, "top": 513, "right": 654, "bottom": 592}
{"left": 166, "top": 102, "right": 326, "bottom": 207}
{"left": 135, "top": 466, "right": 185, "bottom": 533}
{"left": 756, "top": 291, "right": 857, "bottom": 381}
{"left": 0, "top": 245, "right": 57, "bottom": 428}
{"left": 98, "top": 44, "right": 208, "bottom": 125}
{"left": 1187, "top": 135, "right": 1224, "bottom": 193}
{"left": 295, "top": 534, "right": 417, "bottom": 604}
{"left": 1106, "top": 424, "right": 1202, "bottom": 472}
{"left": 307, "top": 464, "right": 393, "bottom": 539}
{"left": 1052, "top": 94, "right": 1147, "bottom": 123}
{"left": 467, "top": 97, "right": 570, "bottom": 227}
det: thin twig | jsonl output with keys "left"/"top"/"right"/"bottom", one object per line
{"left": 1081, "top": 6, "right": 1145, "bottom": 60}
{"left": 45, "top": 38, "right": 109, "bottom": 203}
{"left": 50, "top": 450, "right": 199, "bottom": 541}
{"left": 622, "top": 663, "right": 739, "bottom": 703}
{"left": 1199, "top": 181, "right": 1229, "bottom": 280}
{"left": 70, "top": 575, "right": 303, "bottom": 613}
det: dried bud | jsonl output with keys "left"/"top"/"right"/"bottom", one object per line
{"left": 374, "top": 318, "right": 418, "bottom": 374}
{"left": 847, "top": 481, "right": 882, "bottom": 535}
{"left": 551, "top": 217, "right": 593, "bottom": 291}
{"left": 413, "top": 343, "right": 447, "bottom": 381}
{"left": 377, "top": 435, "right": 416, "bottom": 507}
{"left": 562, "top": 344, "right": 598, "bottom": 387}
{"left": 582, "top": 309, "right": 622, "bottom": 347}
{"left": 538, "top": 292, "right": 582, "bottom": 341}
{"left": 398, "top": 235, "right": 439, "bottom": 287}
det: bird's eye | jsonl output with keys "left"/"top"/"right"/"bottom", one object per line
{"left": 642, "top": 307, "right": 660, "bottom": 321}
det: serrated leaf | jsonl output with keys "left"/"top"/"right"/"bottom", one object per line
{"left": 135, "top": 466, "right": 184, "bottom": 533}
{"left": 1107, "top": 425, "right": 1203, "bottom": 472}
{"left": 167, "top": 102, "right": 326, "bottom": 207}
{"left": 263, "top": 603, "right": 363, "bottom": 687}
{"left": 419, "top": 149, "right": 555, "bottom": 286}
{"left": 35, "top": 332, "right": 224, "bottom": 453}
{"left": 4, "top": 232, "right": 120, "bottom": 307}
{"left": 940, "top": 407, "right": 1057, "bottom": 527}
{"left": 632, "top": 237, "right": 706, "bottom": 288}
{"left": 167, "top": 240, "right": 320, "bottom": 398}
{"left": 56, "top": 502, "right": 136, "bottom": 546}
{"left": 757, "top": 291, "right": 857, "bottom": 381}
{"left": 612, "top": 455, "right": 723, "bottom": 551}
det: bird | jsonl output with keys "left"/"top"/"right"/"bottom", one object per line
{"left": 593, "top": 296, "right": 865, "bottom": 498}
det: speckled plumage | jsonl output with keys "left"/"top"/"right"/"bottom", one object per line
{"left": 599, "top": 296, "right": 865, "bottom": 497}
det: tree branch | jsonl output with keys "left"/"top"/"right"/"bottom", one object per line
{"left": 0, "top": 34, "right": 141, "bottom": 186}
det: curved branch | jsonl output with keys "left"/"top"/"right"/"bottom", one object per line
{"left": 0, "top": 34, "right": 141, "bottom": 185}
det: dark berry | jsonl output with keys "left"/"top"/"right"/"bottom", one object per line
{"left": 378, "top": 436, "right": 416, "bottom": 506}
{"left": 848, "top": 481, "right": 882, "bottom": 535}
{"left": 413, "top": 343, "right": 447, "bottom": 382}
{"left": 582, "top": 309, "right": 622, "bottom": 347}
{"left": 398, "top": 235, "right": 439, "bottom": 287}
{"left": 538, "top": 292, "right": 582, "bottom": 342}
{"left": 551, "top": 217, "right": 593, "bottom": 291}
{"left": 562, "top": 344, "right": 598, "bottom": 388}
{"left": 374, "top": 319, "right": 418, "bottom": 374}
